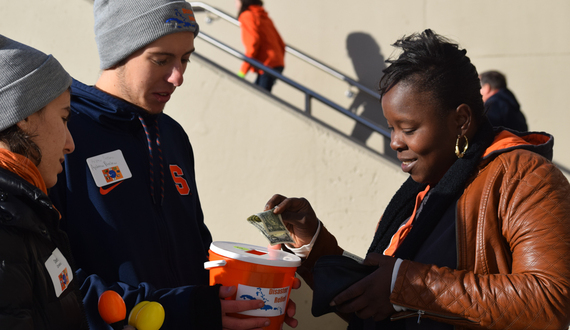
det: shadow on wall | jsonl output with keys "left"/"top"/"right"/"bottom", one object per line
{"left": 346, "top": 32, "right": 396, "bottom": 161}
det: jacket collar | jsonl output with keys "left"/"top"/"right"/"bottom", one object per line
{"left": 483, "top": 128, "right": 553, "bottom": 161}
{"left": 70, "top": 79, "right": 161, "bottom": 132}
{"left": 0, "top": 167, "right": 56, "bottom": 234}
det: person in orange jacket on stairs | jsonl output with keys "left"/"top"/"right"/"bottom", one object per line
{"left": 236, "top": 0, "right": 286, "bottom": 92}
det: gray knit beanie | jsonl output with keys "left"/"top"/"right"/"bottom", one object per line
{"left": 94, "top": 0, "right": 200, "bottom": 70}
{"left": 0, "top": 35, "right": 72, "bottom": 132}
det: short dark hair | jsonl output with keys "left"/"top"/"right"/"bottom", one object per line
{"left": 379, "top": 29, "right": 485, "bottom": 122}
{"left": 479, "top": 70, "right": 507, "bottom": 90}
{"left": 0, "top": 115, "right": 42, "bottom": 166}
{"left": 238, "top": 0, "right": 264, "bottom": 17}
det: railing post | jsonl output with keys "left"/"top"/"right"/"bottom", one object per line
{"left": 305, "top": 93, "right": 312, "bottom": 115}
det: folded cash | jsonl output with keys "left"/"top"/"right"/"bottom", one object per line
{"left": 247, "top": 208, "right": 295, "bottom": 245}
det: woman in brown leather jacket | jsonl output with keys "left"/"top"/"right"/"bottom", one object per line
{"left": 264, "top": 29, "right": 570, "bottom": 329}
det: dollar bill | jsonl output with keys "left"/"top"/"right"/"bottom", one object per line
{"left": 247, "top": 209, "right": 295, "bottom": 245}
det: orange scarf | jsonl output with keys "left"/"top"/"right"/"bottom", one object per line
{"left": 384, "top": 185, "right": 431, "bottom": 256}
{"left": 0, "top": 148, "right": 47, "bottom": 194}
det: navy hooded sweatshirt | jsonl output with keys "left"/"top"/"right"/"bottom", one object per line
{"left": 485, "top": 88, "right": 528, "bottom": 132}
{"left": 50, "top": 79, "right": 222, "bottom": 329}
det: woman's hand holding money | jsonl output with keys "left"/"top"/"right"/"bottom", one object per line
{"left": 265, "top": 194, "right": 320, "bottom": 248}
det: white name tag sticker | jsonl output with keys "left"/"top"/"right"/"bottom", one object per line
{"left": 86, "top": 150, "right": 132, "bottom": 187}
{"left": 44, "top": 248, "right": 73, "bottom": 297}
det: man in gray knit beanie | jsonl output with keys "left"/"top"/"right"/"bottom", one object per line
{"left": 0, "top": 34, "right": 72, "bottom": 131}
{"left": 50, "top": 1, "right": 299, "bottom": 329}
{"left": 94, "top": 0, "right": 199, "bottom": 70}
{"left": 91, "top": 0, "right": 201, "bottom": 114}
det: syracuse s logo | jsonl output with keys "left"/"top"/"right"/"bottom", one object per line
{"left": 170, "top": 165, "right": 190, "bottom": 195}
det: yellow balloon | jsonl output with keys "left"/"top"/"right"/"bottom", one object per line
{"left": 128, "top": 301, "right": 150, "bottom": 326}
{"left": 134, "top": 301, "right": 165, "bottom": 330}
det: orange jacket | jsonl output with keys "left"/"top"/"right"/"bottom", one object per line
{"left": 238, "top": 5, "right": 285, "bottom": 75}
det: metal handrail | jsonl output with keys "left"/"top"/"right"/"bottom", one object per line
{"left": 190, "top": 2, "right": 381, "bottom": 100}
{"left": 197, "top": 31, "right": 391, "bottom": 138}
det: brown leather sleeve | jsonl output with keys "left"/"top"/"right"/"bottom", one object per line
{"left": 389, "top": 153, "right": 570, "bottom": 329}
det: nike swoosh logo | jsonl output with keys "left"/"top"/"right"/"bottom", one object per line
{"left": 99, "top": 181, "right": 123, "bottom": 195}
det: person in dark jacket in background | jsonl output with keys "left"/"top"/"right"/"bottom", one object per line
{"left": 236, "top": 0, "right": 286, "bottom": 92}
{"left": 480, "top": 70, "right": 528, "bottom": 131}
{"left": 49, "top": 0, "right": 299, "bottom": 329}
{"left": 0, "top": 34, "right": 86, "bottom": 330}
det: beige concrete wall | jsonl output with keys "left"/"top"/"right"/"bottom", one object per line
{"left": 2, "top": 1, "right": 569, "bottom": 329}
{"left": 197, "top": 0, "right": 570, "bottom": 170}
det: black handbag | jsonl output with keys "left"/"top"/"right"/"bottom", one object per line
{"left": 311, "top": 255, "right": 377, "bottom": 317}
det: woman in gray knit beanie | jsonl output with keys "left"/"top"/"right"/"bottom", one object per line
{"left": 0, "top": 34, "right": 88, "bottom": 329}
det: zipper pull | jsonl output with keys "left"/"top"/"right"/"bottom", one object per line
{"left": 417, "top": 310, "right": 425, "bottom": 324}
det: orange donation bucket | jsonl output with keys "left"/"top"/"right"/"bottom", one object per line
{"left": 205, "top": 241, "right": 301, "bottom": 330}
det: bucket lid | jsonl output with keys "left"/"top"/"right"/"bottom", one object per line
{"left": 209, "top": 241, "right": 301, "bottom": 267}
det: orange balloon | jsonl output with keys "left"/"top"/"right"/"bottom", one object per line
{"left": 98, "top": 290, "right": 127, "bottom": 324}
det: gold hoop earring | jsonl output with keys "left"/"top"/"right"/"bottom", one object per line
{"left": 455, "top": 135, "right": 468, "bottom": 158}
